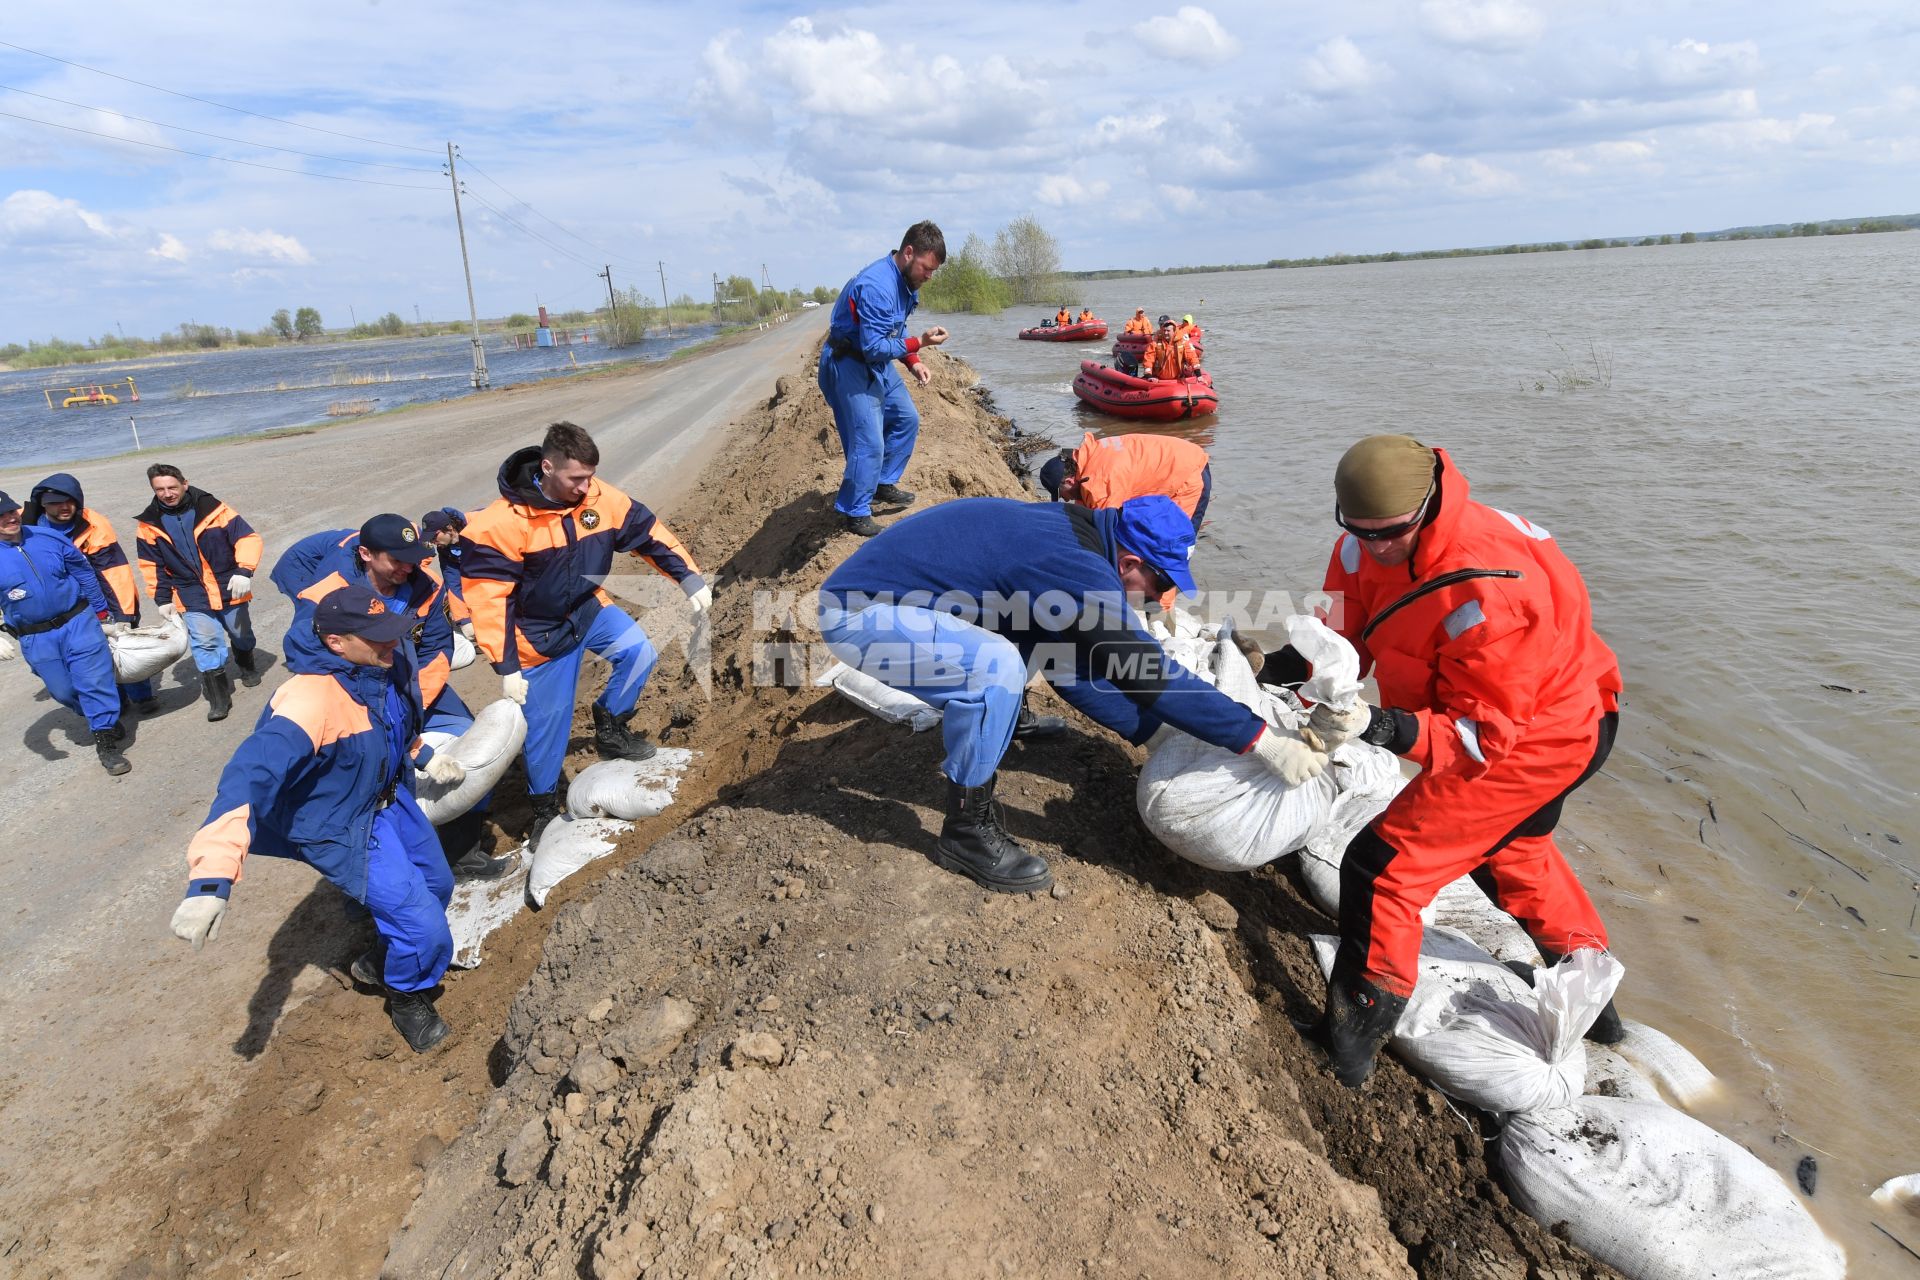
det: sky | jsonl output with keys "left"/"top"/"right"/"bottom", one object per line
{"left": 0, "top": 0, "right": 1914, "bottom": 342}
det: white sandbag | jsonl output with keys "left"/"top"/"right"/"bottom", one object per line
{"left": 1310, "top": 930, "right": 1619, "bottom": 1115}
{"left": 445, "top": 845, "right": 529, "bottom": 969}
{"left": 1615, "top": 1019, "right": 1722, "bottom": 1109}
{"left": 451, "top": 630, "right": 477, "bottom": 670}
{"left": 1501, "top": 1096, "right": 1846, "bottom": 1280}
{"left": 527, "top": 816, "right": 630, "bottom": 908}
{"left": 1585, "top": 1044, "right": 1662, "bottom": 1103}
{"left": 567, "top": 749, "right": 695, "bottom": 820}
{"left": 1872, "top": 1173, "right": 1920, "bottom": 1210}
{"left": 108, "top": 611, "right": 189, "bottom": 683}
{"left": 412, "top": 699, "right": 527, "bottom": 824}
{"left": 814, "top": 660, "right": 941, "bottom": 732}
{"left": 1286, "top": 614, "right": 1363, "bottom": 710}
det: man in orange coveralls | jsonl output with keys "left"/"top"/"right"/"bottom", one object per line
{"left": 1123, "top": 308, "right": 1154, "bottom": 336}
{"left": 1140, "top": 316, "right": 1200, "bottom": 381}
{"left": 1037, "top": 431, "right": 1212, "bottom": 532}
{"left": 1274, "top": 435, "right": 1626, "bottom": 1087}
{"left": 1054, "top": 305, "right": 1072, "bottom": 327}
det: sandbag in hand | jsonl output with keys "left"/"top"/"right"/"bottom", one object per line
{"left": 424, "top": 753, "right": 466, "bottom": 786}
{"left": 1251, "top": 728, "right": 1330, "bottom": 786}
{"left": 1307, "top": 701, "right": 1372, "bottom": 752}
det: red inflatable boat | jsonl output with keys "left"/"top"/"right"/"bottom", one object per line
{"left": 1019, "top": 320, "right": 1109, "bottom": 341}
{"left": 1111, "top": 329, "right": 1203, "bottom": 373}
{"left": 1072, "top": 361, "right": 1218, "bottom": 421}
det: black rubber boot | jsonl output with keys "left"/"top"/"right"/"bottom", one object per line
{"left": 873, "top": 483, "right": 916, "bottom": 509}
{"left": 203, "top": 670, "right": 233, "bottom": 722}
{"left": 528, "top": 792, "right": 565, "bottom": 848}
{"left": 350, "top": 942, "right": 386, "bottom": 989}
{"left": 133, "top": 694, "right": 161, "bottom": 714}
{"left": 449, "top": 841, "right": 514, "bottom": 880}
{"left": 1011, "top": 698, "right": 1066, "bottom": 741}
{"left": 1319, "top": 958, "right": 1408, "bottom": 1088}
{"left": 386, "top": 987, "right": 451, "bottom": 1052}
{"left": 233, "top": 647, "right": 259, "bottom": 684}
{"left": 843, "top": 513, "right": 881, "bottom": 537}
{"left": 1525, "top": 949, "right": 1628, "bottom": 1045}
{"left": 592, "top": 703, "right": 657, "bottom": 761}
{"left": 933, "top": 776, "right": 1053, "bottom": 894}
{"left": 93, "top": 722, "right": 131, "bottom": 776}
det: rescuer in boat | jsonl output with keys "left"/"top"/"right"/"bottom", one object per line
{"left": 1140, "top": 316, "right": 1201, "bottom": 381}
{"left": 817, "top": 495, "right": 1327, "bottom": 893}
{"left": 819, "top": 221, "right": 949, "bottom": 536}
{"left": 1267, "top": 435, "right": 1628, "bottom": 1088}
{"left": 1123, "top": 309, "right": 1154, "bottom": 336}
{"left": 1055, "top": 305, "right": 1072, "bottom": 327}
{"left": 1077, "top": 308, "right": 1095, "bottom": 325}
{"left": 1038, "top": 431, "right": 1213, "bottom": 532}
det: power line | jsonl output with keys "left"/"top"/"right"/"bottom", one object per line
{"left": 459, "top": 185, "right": 603, "bottom": 268}
{"left": 459, "top": 156, "right": 648, "bottom": 268}
{"left": 0, "top": 81, "right": 440, "bottom": 171}
{"left": 0, "top": 38, "right": 439, "bottom": 154}
{"left": 0, "top": 106, "right": 442, "bottom": 189}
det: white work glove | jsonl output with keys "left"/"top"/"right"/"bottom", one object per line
{"left": 424, "top": 753, "right": 466, "bottom": 786}
{"left": 458, "top": 619, "right": 476, "bottom": 641}
{"left": 1307, "top": 701, "right": 1372, "bottom": 752}
{"left": 1251, "top": 727, "right": 1330, "bottom": 786}
{"left": 684, "top": 582, "right": 713, "bottom": 614}
{"left": 0, "top": 633, "right": 18, "bottom": 662}
{"left": 101, "top": 620, "right": 133, "bottom": 637}
{"left": 501, "top": 671, "right": 529, "bottom": 705}
{"left": 226, "top": 573, "right": 251, "bottom": 597}
{"left": 170, "top": 895, "right": 227, "bottom": 951}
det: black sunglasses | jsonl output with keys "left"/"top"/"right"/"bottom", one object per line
{"left": 1335, "top": 487, "right": 1433, "bottom": 541}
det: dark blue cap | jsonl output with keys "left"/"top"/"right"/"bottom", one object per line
{"left": 0, "top": 491, "right": 18, "bottom": 517}
{"left": 420, "top": 507, "right": 465, "bottom": 536}
{"left": 358, "top": 513, "right": 433, "bottom": 561}
{"left": 313, "top": 583, "right": 415, "bottom": 641}
{"left": 1038, "top": 456, "right": 1067, "bottom": 500}
{"left": 1113, "top": 495, "right": 1198, "bottom": 596}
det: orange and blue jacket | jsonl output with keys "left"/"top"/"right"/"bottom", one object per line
{"left": 1123, "top": 313, "right": 1154, "bottom": 336}
{"left": 185, "top": 645, "right": 436, "bottom": 901}
{"left": 1319, "top": 448, "right": 1623, "bottom": 781}
{"left": 459, "top": 446, "right": 705, "bottom": 673}
{"left": 135, "top": 487, "right": 262, "bottom": 613}
{"left": 1141, "top": 335, "right": 1199, "bottom": 381}
{"left": 23, "top": 473, "right": 143, "bottom": 623}
{"left": 270, "top": 529, "right": 455, "bottom": 710}
{"left": 1067, "top": 432, "right": 1211, "bottom": 518}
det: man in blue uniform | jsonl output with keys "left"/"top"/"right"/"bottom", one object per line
{"left": 420, "top": 507, "right": 475, "bottom": 642}
{"left": 818, "top": 494, "right": 1329, "bottom": 892}
{"left": 820, "top": 221, "right": 950, "bottom": 536}
{"left": 169, "top": 583, "right": 469, "bottom": 1052}
{"left": 271, "top": 514, "right": 511, "bottom": 879}
{"left": 0, "top": 490, "right": 134, "bottom": 774}
{"left": 23, "top": 473, "right": 158, "bottom": 714}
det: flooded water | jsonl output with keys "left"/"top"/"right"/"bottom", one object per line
{"left": 935, "top": 233, "right": 1920, "bottom": 1269}
{"left": 0, "top": 325, "right": 720, "bottom": 469}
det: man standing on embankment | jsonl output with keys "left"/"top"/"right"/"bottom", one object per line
{"left": 134, "top": 463, "right": 264, "bottom": 722}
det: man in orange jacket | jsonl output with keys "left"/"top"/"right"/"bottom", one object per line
{"left": 1037, "top": 431, "right": 1212, "bottom": 531}
{"left": 1054, "top": 306, "right": 1072, "bottom": 327}
{"left": 1140, "top": 316, "right": 1199, "bottom": 381}
{"left": 1077, "top": 308, "right": 1094, "bottom": 325}
{"left": 1277, "top": 435, "right": 1626, "bottom": 1087}
{"left": 1123, "top": 308, "right": 1153, "bottom": 336}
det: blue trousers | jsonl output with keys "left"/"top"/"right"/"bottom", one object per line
{"left": 522, "top": 604, "right": 658, "bottom": 796}
{"left": 361, "top": 794, "right": 454, "bottom": 991}
{"left": 819, "top": 601, "right": 1027, "bottom": 787}
{"left": 22, "top": 612, "right": 121, "bottom": 733}
{"left": 423, "top": 684, "right": 489, "bottom": 817}
{"left": 183, "top": 604, "right": 255, "bottom": 672}
{"left": 819, "top": 353, "right": 920, "bottom": 518}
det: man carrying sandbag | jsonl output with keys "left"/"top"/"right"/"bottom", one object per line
{"left": 460, "top": 422, "right": 710, "bottom": 847}
{"left": 271, "top": 514, "right": 511, "bottom": 880}
{"left": 23, "top": 472, "right": 159, "bottom": 715}
{"left": 134, "top": 463, "right": 265, "bottom": 722}
{"left": 1274, "top": 435, "right": 1626, "bottom": 1088}
{"left": 168, "top": 583, "right": 470, "bottom": 1053}
{"left": 817, "top": 494, "right": 1329, "bottom": 893}
{"left": 1038, "top": 431, "right": 1213, "bottom": 532}
{"left": 0, "top": 490, "right": 134, "bottom": 774}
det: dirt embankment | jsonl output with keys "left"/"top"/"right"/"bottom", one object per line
{"left": 116, "top": 347, "right": 1614, "bottom": 1279}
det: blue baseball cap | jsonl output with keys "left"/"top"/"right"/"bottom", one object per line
{"left": 313, "top": 583, "right": 415, "bottom": 641}
{"left": 0, "top": 491, "right": 19, "bottom": 517}
{"left": 1038, "top": 455, "right": 1067, "bottom": 500}
{"left": 1113, "top": 495, "right": 1198, "bottom": 596}
{"left": 358, "top": 513, "right": 434, "bottom": 561}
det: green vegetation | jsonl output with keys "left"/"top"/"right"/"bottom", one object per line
{"left": 919, "top": 233, "right": 1012, "bottom": 314}
{"left": 1523, "top": 339, "right": 1615, "bottom": 394}
{"left": 919, "top": 217, "right": 1073, "bottom": 314}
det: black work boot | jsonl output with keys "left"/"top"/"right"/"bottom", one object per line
{"left": 1318, "top": 959, "right": 1408, "bottom": 1088}
{"left": 93, "top": 722, "right": 131, "bottom": 776}
{"left": 1527, "top": 948, "right": 1628, "bottom": 1045}
{"left": 843, "top": 513, "right": 881, "bottom": 537}
{"left": 592, "top": 703, "right": 657, "bottom": 761}
{"left": 232, "top": 647, "right": 259, "bottom": 683}
{"left": 528, "top": 792, "right": 565, "bottom": 848}
{"left": 449, "top": 841, "right": 514, "bottom": 880}
{"left": 386, "top": 987, "right": 451, "bottom": 1052}
{"left": 203, "top": 669, "right": 233, "bottom": 722}
{"left": 133, "top": 693, "right": 161, "bottom": 714}
{"left": 873, "top": 483, "right": 916, "bottom": 509}
{"left": 1011, "top": 698, "right": 1067, "bottom": 741}
{"left": 350, "top": 942, "right": 386, "bottom": 989}
{"left": 933, "top": 776, "right": 1053, "bottom": 894}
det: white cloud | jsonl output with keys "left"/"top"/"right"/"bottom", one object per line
{"left": 1036, "top": 174, "right": 1112, "bottom": 206}
{"left": 1130, "top": 7, "right": 1241, "bottom": 67}
{"left": 1158, "top": 184, "right": 1202, "bottom": 212}
{"left": 0, "top": 190, "right": 113, "bottom": 243}
{"left": 149, "top": 233, "right": 189, "bottom": 262}
{"left": 1639, "top": 38, "right": 1761, "bottom": 90}
{"left": 1092, "top": 112, "right": 1171, "bottom": 148}
{"left": 692, "top": 31, "right": 774, "bottom": 132}
{"left": 1305, "top": 37, "right": 1385, "bottom": 96}
{"left": 1418, "top": 0, "right": 1545, "bottom": 51}
{"left": 207, "top": 228, "right": 313, "bottom": 265}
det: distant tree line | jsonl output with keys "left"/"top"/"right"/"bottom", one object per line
{"left": 920, "top": 215, "right": 1078, "bottom": 315}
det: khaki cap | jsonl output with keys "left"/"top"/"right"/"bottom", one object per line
{"left": 1334, "top": 435, "right": 1436, "bottom": 519}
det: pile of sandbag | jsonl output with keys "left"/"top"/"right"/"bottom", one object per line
{"left": 524, "top": 748, "right": 699, "bottom": 906}
{"left": 413, "top": 700, "right": 527, "bottom": 824}
{"left": 108, "top": 611, "right": 190, "bottom": 683}
{"left": 1135, "top": 620, "right": 1402, "bottom": 872}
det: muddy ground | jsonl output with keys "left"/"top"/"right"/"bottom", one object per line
{"left": 104, "top": 349, "right": 1614, "bottom": 1279}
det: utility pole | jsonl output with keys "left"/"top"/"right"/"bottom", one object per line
{"left": 349, "top": 303, "right": 358, "bottom": 329}
{"left": 658, "top": 261, "right": 671, "bottom": 336}
{"left": 599, "top": 265, "right": 619, "bottom": 329}
{"left": 446, "top": 142, "right": 489, "bottom": 389}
